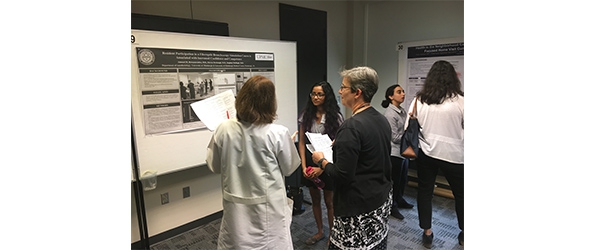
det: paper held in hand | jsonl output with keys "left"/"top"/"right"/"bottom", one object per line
{"left": 305, "top": 132, "right": 334, "bottom": 163}
{"left": 190, "top": 90, "right": 236, "bottom": 131}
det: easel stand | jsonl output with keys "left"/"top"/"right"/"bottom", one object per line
{"left": 132, "top": 125, "right": 150, "bottom": 249}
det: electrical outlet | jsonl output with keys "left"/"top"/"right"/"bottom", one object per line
{"left": 161, "top": 192, "right": 169, "bottom": 205}
{"left": 183, "top": 186, "right": 190, "bottom": 198}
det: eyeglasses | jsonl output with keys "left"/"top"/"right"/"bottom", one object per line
{"left": 339, "top": 84, "right": 350, "bottom": 90}
{"left": 310, "top": 92, "right": 325, "bottom": 98}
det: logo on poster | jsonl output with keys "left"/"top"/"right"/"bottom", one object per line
{"left": 255, "top": 53, "right": 274, "bottom": 61}
{"left": 138, "top": 49, "right": 155, "bottom": 66}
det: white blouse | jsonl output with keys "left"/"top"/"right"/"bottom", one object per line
{"left": 407, "top": 95, "right": 464, "bottom": 164}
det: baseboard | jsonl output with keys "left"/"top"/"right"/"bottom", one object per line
{"left": 131, "top": 210, "right": 223, "bottom": 249}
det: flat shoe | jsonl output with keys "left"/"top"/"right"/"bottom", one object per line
{"left": 305, "top": 234, "right": 324, "bottom": 245}
{"left": 458, "top": 231, "right": 463, "bottom": 246}
{"left": 422, "top": 232, "right": 433, "bottom": 249}
{"left": 397, "top": 202, "right": 414, "bottom": 209}
{"left": 390, "top": 208, "right": 404, "bottom": 220}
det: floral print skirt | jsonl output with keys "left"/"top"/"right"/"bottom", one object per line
{"left": 328, "top": 190, "right": 392, "bottom": 250}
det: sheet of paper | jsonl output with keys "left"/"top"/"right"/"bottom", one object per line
{"left": 305, "top": 132, "right": 334, "bottom": 163}
{"left": 190, "top": 90, "right": 236, "bottom": 131}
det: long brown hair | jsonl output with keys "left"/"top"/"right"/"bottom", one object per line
{"left": 235, "top": 75, "right": 277, "bottom": 125}
{"left": 417, "top": 60, "right": 463, "bottom": 105}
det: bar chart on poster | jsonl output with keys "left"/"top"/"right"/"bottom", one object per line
{"left": 397, "top": 37, "right": 464, "bottom": 108}
{"left": 131, "top": 29, "right": 297, "bottom": 178}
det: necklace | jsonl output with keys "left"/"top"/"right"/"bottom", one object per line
{"left": 352, "top": 103, "right": 370, "bottom": 116}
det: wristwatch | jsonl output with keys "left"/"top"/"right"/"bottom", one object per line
{"left": 317, "top": 158, "right": 327, "bottom": 168}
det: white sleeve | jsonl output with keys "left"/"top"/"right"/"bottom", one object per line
{"left": 276, "top": 128, "right": 301, "bottom": 177}
{"left": 205, "top": 134, "right": 221, "bottom": 174}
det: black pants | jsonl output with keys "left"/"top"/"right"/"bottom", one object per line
{"left": 416, "top": 150, "right": 464, "bottom": 231}
{"left": 390, "top": 156, "right": 409, "bottom": 206}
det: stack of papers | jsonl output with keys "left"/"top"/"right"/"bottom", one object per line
{"left": 190, "top": 90, "right": 236, "bottom": 131}
{"left": 305, "top": 132, "right": 334, "bottom": 163}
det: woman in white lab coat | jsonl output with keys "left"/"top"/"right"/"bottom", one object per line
{"left": 206, "top": 75, "right": 301, "bottom": 250}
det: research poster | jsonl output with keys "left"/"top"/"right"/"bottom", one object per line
{"left": 402, "top": 42, "right": 464, "bottom": 107}
{"left": 134, "top": 47, "right": 275, "bottom": 135}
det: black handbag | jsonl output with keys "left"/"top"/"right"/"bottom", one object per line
{"left": 400, "top": 97, "right": 421, "bottom": 159}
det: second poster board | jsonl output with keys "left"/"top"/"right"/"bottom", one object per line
{"left": 397, "top": 37, "right": 464, "bottom": 107}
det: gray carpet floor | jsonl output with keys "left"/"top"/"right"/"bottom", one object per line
{"left": 150, "top": 185, "right": 463, "bottom": 249}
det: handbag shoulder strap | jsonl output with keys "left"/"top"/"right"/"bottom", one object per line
{"left": 411, "top": 97, "right": 418, "bottom": 118}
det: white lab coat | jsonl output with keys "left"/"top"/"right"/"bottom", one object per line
{"left": 206, "top": 119, "right": 300, "bottom": 250}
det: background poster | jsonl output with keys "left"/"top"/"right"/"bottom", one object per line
{"left": 397, "top": 40, "right": 463, "bottom": 107}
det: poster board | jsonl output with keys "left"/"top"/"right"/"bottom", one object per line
{"left": 131, "top": 29, "right": 297, "bottom": 177}
{"left": 397, "top": 37, "right": 464, "bottom": 107}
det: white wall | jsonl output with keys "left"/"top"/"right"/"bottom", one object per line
{"left": 365, "top": 1, "right": 464, "bottom": 113}
{"left": 131, "top": 166, "right": 222, "bottom": 242}
{"left": 131, "top": 0, "right": 463, "bottom": 244}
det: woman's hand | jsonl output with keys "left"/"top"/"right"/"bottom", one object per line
{"left": 302, "top": 166, "right": 310, "bottom": 178}
{"left": 305, "top": 165, "right": 323, "bottom": 179}
{"left": 310, "top": 167, "right": 324, "bottom": 178}
{"left": 312, "top": 151, "right": 324, "bottom": 165}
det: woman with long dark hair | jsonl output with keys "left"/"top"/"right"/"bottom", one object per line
{"left": 298, "top": 81, "right": 343, "bottom": 245}
{"left": 408, "top": 60, "right": 464, "bottom": 248}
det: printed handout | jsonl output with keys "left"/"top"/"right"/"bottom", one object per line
{"left": 305, "top": 132, "right": 334, "bottom": 163}
{"left": 190, "top": 90, "right": 236, "bottom": 131}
